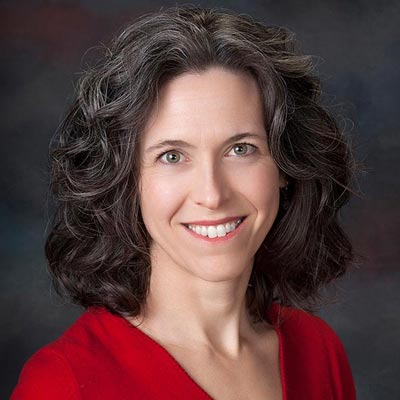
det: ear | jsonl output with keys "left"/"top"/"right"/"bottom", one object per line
{"left": 279, "top": 172, "right": 288, "bottom": 188}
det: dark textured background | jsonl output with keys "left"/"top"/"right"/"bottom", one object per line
{"left": 1, "top": 1, "right": 399, "bottom": 398}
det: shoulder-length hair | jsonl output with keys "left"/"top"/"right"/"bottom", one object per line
{"left": 46, "top": 5, "right": 357, "bottom": 323}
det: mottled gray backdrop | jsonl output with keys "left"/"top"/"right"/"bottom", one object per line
{"left": 1, "top": 0, "right": 399, "bottom": 398}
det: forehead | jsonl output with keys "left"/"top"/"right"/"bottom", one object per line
{"left": 141, "top": 67, "right": 266, "bottom": 147}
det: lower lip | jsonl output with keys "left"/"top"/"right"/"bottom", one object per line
{"left": 182, "top": 218, "right": 246, "bottom": 243}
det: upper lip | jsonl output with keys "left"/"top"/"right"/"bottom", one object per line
{"left": 182, "top": 216, "right": 245, "bottom": 226}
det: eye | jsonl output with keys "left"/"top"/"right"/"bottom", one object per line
{"left": 158, "top": 150, "right": 183, "bottom": 164}
{"left": 229, "top": 143, "right": 257, "bottom": 156}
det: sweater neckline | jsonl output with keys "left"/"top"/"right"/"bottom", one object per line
{"left": 112, "top": 302, "right": 287, "bottom": 400}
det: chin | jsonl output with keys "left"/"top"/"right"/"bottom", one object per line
{"left": 184, "top": 256, "right": 252, "bottom": 283}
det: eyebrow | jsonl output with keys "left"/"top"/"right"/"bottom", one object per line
{"left": 145, "top": 132, "right": 265, "bottom": 154}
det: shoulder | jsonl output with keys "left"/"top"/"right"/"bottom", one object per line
{"left": 268, "top": 302, "right": 356, "bottom": 399}
{"left": 11, "top": 307, "right": 121, "bottom": 400}
{"left": 269, "top": 302, "right": 346, "bottom": 351}
{"left": 11, "top": 344, "right": 81, "bottom": 400}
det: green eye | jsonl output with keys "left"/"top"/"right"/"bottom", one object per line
{"left": 160, "top": 151, "right": 182, "bottom": 163}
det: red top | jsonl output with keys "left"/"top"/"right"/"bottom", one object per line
{"left": 11, "top": 303, "right": 356, "bottom": 399}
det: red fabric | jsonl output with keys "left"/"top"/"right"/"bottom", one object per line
{"left": 11, "top": 303, "right": 356, "bottom": 399}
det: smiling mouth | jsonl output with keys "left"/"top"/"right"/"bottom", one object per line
{"left": 183, "top": 217, "right": 246, "bottom": 239}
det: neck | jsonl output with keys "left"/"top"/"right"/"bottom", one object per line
{"left": 128, "top": 252, "right": 259, "bottom": 358}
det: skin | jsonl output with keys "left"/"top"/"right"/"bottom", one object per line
{"left": 132, "top": 66, "right": 286, "bottom": 360}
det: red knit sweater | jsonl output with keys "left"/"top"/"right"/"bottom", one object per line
{"left": 11, "top": 303, "right": 356, "bottom": 399}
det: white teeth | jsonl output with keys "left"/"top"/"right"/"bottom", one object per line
{"left": 216, "top": 224, "right": 226, "bottom": 237}
{"left": 187, "top": 218, "right": 243, "bottom": 238}
{"left": 208, "top": 226, "right": 218, "bottom": 238}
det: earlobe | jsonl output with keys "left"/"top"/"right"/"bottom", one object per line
{"left": 279, "top": 173, "right": 289, "bottom": 189}
{"left": 279, "top": 180, "right": 291, "bottom": 211}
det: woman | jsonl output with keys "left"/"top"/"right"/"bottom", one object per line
{"left": 12, "top": 5, "right": 357, "bottom": 400}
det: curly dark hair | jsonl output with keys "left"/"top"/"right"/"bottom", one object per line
{"left": 46, "top": 5, "right": 357, "bottom": 323}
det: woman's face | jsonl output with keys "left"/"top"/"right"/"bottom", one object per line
{"left": 138, "top": 67, "right": 285, "bottom": 283}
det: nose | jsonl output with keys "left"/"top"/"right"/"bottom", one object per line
{"left": 190, "top": 160, "right": 230, "bottom": 209}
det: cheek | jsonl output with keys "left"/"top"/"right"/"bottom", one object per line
{"left": 139, "top": 172, "right": 186, "bottom": 225}
{"left": 237, "top": 163, "right": 281, "bottom": 209}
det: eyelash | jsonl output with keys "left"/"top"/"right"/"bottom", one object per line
{"left": 155, "top": 142, "right": 258, "bottom": 164}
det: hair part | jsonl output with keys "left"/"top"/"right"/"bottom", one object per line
{"left": 46, "top": 5, "right": 357, "bottom": 323}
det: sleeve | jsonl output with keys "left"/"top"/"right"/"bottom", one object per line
{"left": 278, "top": 306, "right": 357, "bottom": 400}
{"left": 10, "top": 346, "right": 81, "bottom": 400}
{"left": 317, "top": 316, "right": 357, "bottom": 400}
